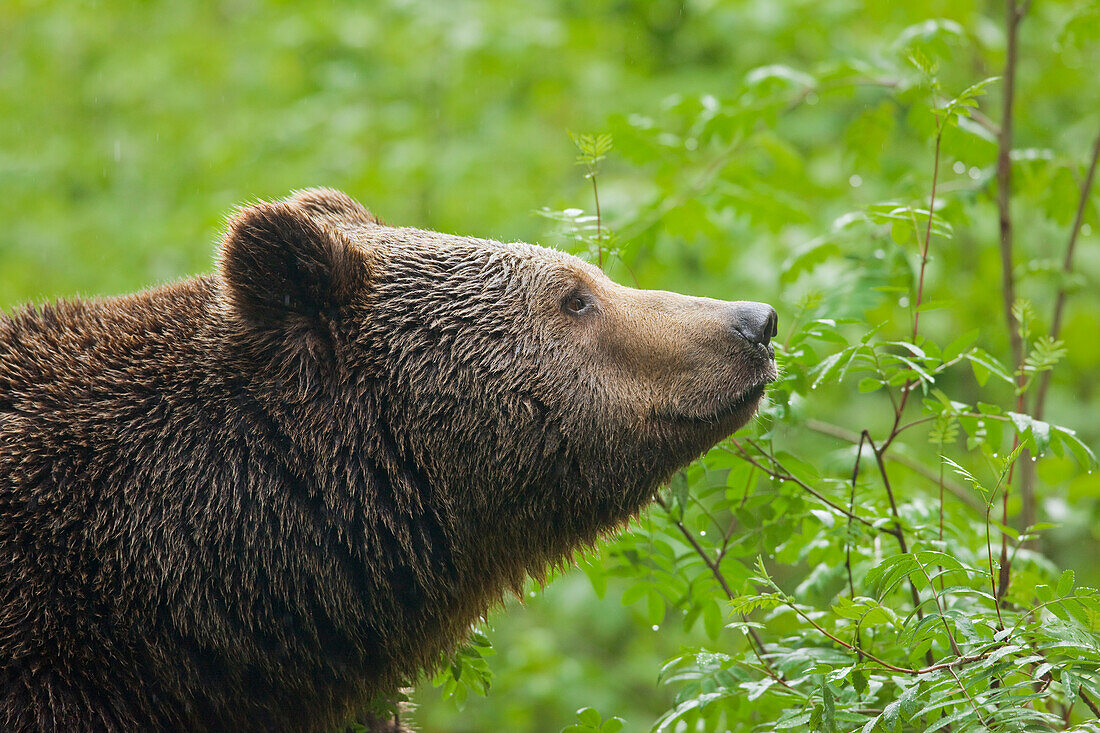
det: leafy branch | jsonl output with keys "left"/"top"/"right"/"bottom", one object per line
{"left": 569, "top": 132, "right": 613, "bottom": 268}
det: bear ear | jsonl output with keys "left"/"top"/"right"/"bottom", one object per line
{"left": 286, "top": 187, "right": 383, "bottom": 230}
{"left": 218, "top": 198, "right": 367, "bottom": 329}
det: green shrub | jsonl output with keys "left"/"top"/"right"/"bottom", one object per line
{"left": 441, "top": 4, "right": 1100, "bottom": 730}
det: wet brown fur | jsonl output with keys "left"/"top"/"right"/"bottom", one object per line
{"left": 0, "top": 189, "right": 776, "bottom": 731}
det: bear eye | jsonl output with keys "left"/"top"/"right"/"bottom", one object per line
{"left": 562, "top": 292, "right": 591, "bottom": 316}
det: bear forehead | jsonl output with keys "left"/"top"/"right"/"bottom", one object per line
{"left": 346, "top": 221, "right": 605, "bottom": 284}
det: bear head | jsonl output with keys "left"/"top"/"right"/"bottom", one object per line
{"left": 216, "top": 188, "right": 777, "bottom": 663}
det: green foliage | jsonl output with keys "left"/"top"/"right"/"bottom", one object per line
{"left": 431, "top": 629, "right": 495, "bottom": 709}
{"left": 570, "top": 132, "right": 614, "bottom": 175}
{"left": 561, "top": 707, "right": 626, "bottom": 733}
{"left": 534, "top": 4, "right": 1100, "bottom": 731}
{"left": 6, "top": 0, "right": 1100, "bottom": 730}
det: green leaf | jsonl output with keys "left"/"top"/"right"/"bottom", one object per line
{"left": 1057, "top": 569, "right": 1075, "bottom": 598}
{"left": 882, "top": 698, "right": 902, "bottom": 729}
{"left": 1051, "top": 424, "right": 1098, "bottom": 469}
{"left": 1062, "top": 668, "right": 1081, "bottom": 700}
{"left": 781, "top": 238, "right": 842, "bottom": 284}
{"left": 811, "top": 350, "right": 847, "bottom": 389}
{"left": 620, "top": 583, "right": 648, "bottom": 607}
{"left": 820, "top": 680, "right": 836, "bottom": 733}
{"left": 581, "top": 557, "right": 607, "bottom": 600}
{"left": 852, "top": 666, "right": 868, "bottom": 695}
{"left": 669, "top": 470, "right": 689, "bottom": 519}
{"left": 577, "top": 707, "right": 601, "bottom": 727}
{"left": 600, "top": 718, "right": 625, "bottom": 733}
{"left": 647, "top": 590, "right": 665, "bottom": 626}
{"left": 890, "top": 219, "right": 912, "bottom": 245}
{"left": 703, "top": 599, "right": 724, "bottom": 640}
{"left": 967, "top": 349, "right": 1014, "bottom": 386}
{"left": 569, "top": 131, "right": 613, "bottom": 168}
{"left": 942, "top": 329, "right": 980, "bottom": 361}
{"left": 858, "top": 377, "right": 883, "bottom": 393}
{"left": 939, "top": 76, "right": 1000, "bottom": 123}
{"left": 744, "top": 64, "right": 817, "bottom": 90}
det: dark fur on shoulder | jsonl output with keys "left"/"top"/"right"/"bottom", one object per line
{"left": 0, "top": 189, "right": 776, "bottom": 731}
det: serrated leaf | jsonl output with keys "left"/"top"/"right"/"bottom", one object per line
{"left": 821, "top": 680, "right": 836, "bottom": 733}
{"left": 1057, "top": 569, "right": 1075, "bottom": 598}
{"left": 882, "top": 698, "right": 902, "bottom": 728}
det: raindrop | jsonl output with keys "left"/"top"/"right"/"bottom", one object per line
{"left": 651, "top": 625, "right": 660, "bottom": 631}
{"left": 699, "top": 530, "right": 706, "bottom": 537}
{"left": 805, "top": 92, "right": 819, "bottom": 105}
{"left": 899, "top": 296, "right": 910, "bottom": 308}
{"left": 1083, "top": 224, "right": 1093, "bottom": 237}
{"left": 968, "top": 166, "right": 982, "bottom": 180}
{"left": 992, "top": 452, "right": 999, "bottom": 458}
{"left": 849, "top": 174, "right": 863, "bottom": 188}
{"left": 952, "top": 161, "right": 966, "bottom": 174}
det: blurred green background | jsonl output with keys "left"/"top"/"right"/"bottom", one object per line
{"left": 3, "top": 0, "right": 1098, "bottom": 730}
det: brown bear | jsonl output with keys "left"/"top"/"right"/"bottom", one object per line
{"left": 0, "top": 189, "right": 777, "bottom": 732}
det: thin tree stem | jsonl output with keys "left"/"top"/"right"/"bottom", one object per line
{"left": 950, "top": 666, "right": 991, "bottom": 728}
{"left": 997, "top": 0, "right": 1025, "bottom": 376}
{"left": 653, "top": 495, "right": 791, "bottom": 688}
{"left": 880, "top": 118, "right": 947, "bottom": 455}
{"left": 777, "top": 593, "right": 992, "bottom": 676}
{"left": 866, "top": 432, "right": 932, "bottom": 655}
{"left": 986, "top": 497, "right": 1006, "bottom": 629}
{"left": 803, "top": 419, "right": 984, "bottom": 513}
{"left": 912, "top": 126, "right": 943, "bottom": 343}
{"left": 1081, "top": 689, "right": 1100, "bottom": 719}
{"left": 913, "top": 556, "right": 962, "bottom": 657}
{"left": 868, "top": 436, "right": 907, "bottom": 553}
{"left": 995, "top": 0, "right": 1029, "bottom": 599}
{"left": 591, "top": 173, "right": 603, "bottom": 268}
{"left": 846, "top": 433, "right": 867, "bottom": 604}
{"left": 725, "top": 441, "right": 893, "bottom": 537}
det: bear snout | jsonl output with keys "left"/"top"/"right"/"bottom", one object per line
{"left": 729, "top": 301, "right": 778, "bottom": 347}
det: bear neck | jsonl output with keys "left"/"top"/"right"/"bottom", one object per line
{"left": 231, "top": 349, "right": 663, "bottom": 691}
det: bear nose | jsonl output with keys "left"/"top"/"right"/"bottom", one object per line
{"left": 731, "top": 302, "right": 778, "bottom": 346}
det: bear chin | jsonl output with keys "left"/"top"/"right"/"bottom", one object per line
{"left": 655, "top": 380, "right": 771, "bottom": 427}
